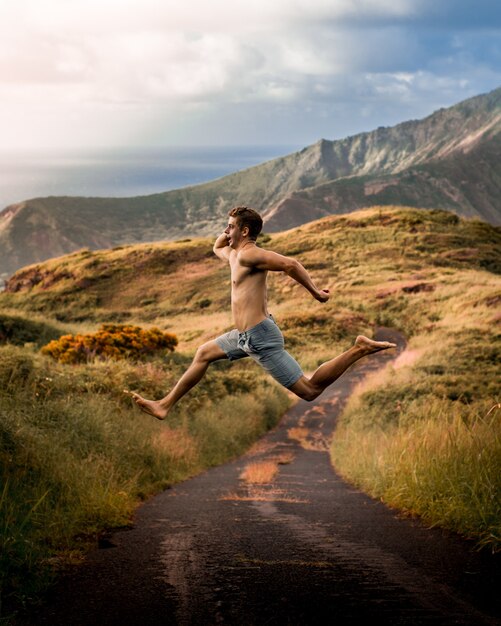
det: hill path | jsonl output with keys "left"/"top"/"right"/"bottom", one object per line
{"left": 18, "top": 329, "right": 501, "bottom": 625}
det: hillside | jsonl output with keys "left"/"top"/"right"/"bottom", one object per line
{"left": 265, "top": 133, "right": 501, "bottom": 230}
{"left": 1, "top": 205, "right": 500, "bottom": 603}
{"left": 0, "top": 87, "right": 499, "bottom": 277}
{"left": 2, "top": 206, "right": 500, "bottom": 357}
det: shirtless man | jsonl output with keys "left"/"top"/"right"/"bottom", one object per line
{"left": 129, "top": 206, "right": 396, "bottom": 420}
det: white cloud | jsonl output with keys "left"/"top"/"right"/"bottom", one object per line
{"left": 0, "top": 0, "right": 499, "bottom": 150}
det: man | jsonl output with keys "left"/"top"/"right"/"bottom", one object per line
{"left": 129, "top": 206, "right": 396, "bottom": 420}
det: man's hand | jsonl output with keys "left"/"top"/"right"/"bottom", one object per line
{"left": 214, "top": 232, "right": 230, "bottom": 248}
{"left": 315, "top": 289, "right": 330, "bottom": 303}
{"left": 213, "top": 231, "right": 231, "bottom": 261}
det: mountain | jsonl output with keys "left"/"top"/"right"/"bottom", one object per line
{"left": 265, "top": 132, "right": 501, "bottom": 231}
{"left": 1, "top": 87, "right": 499, "bottom": 277}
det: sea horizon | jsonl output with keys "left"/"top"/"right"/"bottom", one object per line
{"left": 0, "top": 144, "right": 303, "bottom": 211}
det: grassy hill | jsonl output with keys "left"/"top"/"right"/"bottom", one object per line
{"left": 0, "top": 206, "right": 500, "bottom": 617}
{"left": 0, "top": 87, "right": 499, "bottom": 276}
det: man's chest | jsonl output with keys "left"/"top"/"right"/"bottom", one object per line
{"left": 229, "top": 258, "right": 264, "bottom": 288}
{"left": 229, "top": 259, "right": 251, "bottom": 286}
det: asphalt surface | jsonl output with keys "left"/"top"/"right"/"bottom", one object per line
{"left": 16, "top": 329, "right": 501, "bottom": 625}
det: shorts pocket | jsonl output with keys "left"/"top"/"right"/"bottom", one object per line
{"left": 248, "top": 326, "right": 283, "bottom": 353}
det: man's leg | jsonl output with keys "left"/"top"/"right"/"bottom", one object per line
{"left": 127, "top": 340, "right": 228, "bottom": 420}
{"left": 289, "top": 335, "right": 396, "bottom": 401}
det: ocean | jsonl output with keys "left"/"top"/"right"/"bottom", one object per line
{"left": 0, "top": 145, "right": 301, "bottom": 211}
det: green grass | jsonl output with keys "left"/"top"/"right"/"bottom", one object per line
{"left": 0, "top": 314, "right": 64, "bottom": 348}
{"left": 331, "top": 318, "right": 501, "bottom": 550}
{"left": 0, "top": 344, "right": 289, "bottom": 618}
{"left": 332, "top": 394, "right": 500, "bottom": 551}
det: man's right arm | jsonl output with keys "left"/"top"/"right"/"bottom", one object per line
{"left": 239, "top": 247, "right": 329, "bottom": 302}
{"left": 213, "top": 232, "right": 231, "bottom": 261}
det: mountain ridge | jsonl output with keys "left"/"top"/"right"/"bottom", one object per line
{"left": 265, "top": 132, "right": 501, "bottom": 230}
{"left": 1, "top": 86, "right": 499, "bottom": 276}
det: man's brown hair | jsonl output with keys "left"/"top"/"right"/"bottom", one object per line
{"left": 228, "top": 206, "right": 263, "bottom": 240}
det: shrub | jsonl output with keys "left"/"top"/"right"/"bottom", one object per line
{"left": 0, "top": 314, "right": 62, "bottom": 348}
{"left": 41, "top": 324, "right": 178, "bottom": 364}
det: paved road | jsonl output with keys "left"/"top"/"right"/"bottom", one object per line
{"left": 17, "top": 329, "right": 501, "bottom": 625}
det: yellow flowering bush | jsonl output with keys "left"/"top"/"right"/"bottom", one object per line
{"left": 41, "top": 324, "right": 178, "bottom": 364}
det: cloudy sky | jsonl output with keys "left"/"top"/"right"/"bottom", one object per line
{"left": 1, "top": 0, "right": 500, "bottom": 152}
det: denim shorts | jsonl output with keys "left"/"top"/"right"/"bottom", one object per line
{"left": 215, "top": 315, "right": 303, "bottom": 389}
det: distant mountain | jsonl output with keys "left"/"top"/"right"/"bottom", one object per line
{"left": 265, "top": 132, "right": 501, "bottom": 231}
{"left": 1, "top": 87, "right": 499, "bottom": 276}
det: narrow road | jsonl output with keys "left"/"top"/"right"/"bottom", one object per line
{"left": 18, "top": 329, "right": 500, "bottom": 626}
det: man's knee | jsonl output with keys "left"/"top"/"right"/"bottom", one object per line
{"left": 290, "top": 378, "right": 321, "bottom": 402}
{"left": 195, "top": 341, "right": 226, "bottom": 364}
{"left": 194, "top": 343, "right": 213, "bottom": 363}
{"left": 302, "top": 386, "right": 321, "bottom": 402}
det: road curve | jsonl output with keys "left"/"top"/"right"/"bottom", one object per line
{"left": 16, "top": 329, "right": 501, "bottom": 626}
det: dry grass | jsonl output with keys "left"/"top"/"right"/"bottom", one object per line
{"left": 272, "top": 451, "right": 295, "bottom": 465}
{"left": 392, "top": 348, "right": 424, "bottom": 370}
{"left": 287, "top": 426, "right": 329, "bottom": 451}
{"left": 239, "top": 451, "right": 296, "bottom": 485}
{"left": 240, "top": 461, "right": 279, "bottom": 484}
{"left": 333, "top": 402, "right": 501, "bottom": 548}
{"left": 220, "top": 488, "right": 308, "bottom": 504}
{"left": 245, "top": 440, "right": 280, "bottom": 457}
{"left": 151, "top": 427, "right": 199, "bottom": 465}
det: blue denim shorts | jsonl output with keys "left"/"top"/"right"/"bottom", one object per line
{"left": 215, "top": 315, "right": 303, "bottom": 389}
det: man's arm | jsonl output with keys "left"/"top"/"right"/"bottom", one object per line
{"left": 213, "top": 232, "right": 231, "bottom": 261}
{"left": 240, "top": 247, "right": 329, "bottom": 302}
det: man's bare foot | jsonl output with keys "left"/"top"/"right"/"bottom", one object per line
{"left": 124, "top": 390, "right": 169, "bottom": 420}
{"left": 355, "top": 335, "right": 397, "bottom": 354}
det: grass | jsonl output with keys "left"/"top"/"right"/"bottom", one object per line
{"left": 0, "top": 344, "right": 289, "bottom": 619}
{"left": 0, "top": 205, "right": 500, "bottom": 617}
{"left": 287, "top": 426, "right": 329, "bottom": 451}
{"left": 220, "top": 485, "right": 308, "bottom": 504}
{"left": 240, "top": 461, "right": 280, "bottom": 484}
{"left": 331, "top": 321, "right": 501, "bottom": 550}
{"left": 332, "top": 393, "right": 501, "bottom": 550}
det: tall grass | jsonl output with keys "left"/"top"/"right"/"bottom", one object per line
{"left": 0, "top": 344, "right": 289, "bottom": 617}
{"left": 331, "top": 327, "right": 501, "bottom": 550}
{"left": 332, "top": 400, "right": 500, "bottom": 550}
{"left": 319, "top": 213, "right": 501, "bottom": 552}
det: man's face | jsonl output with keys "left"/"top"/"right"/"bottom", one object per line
{"left": 224, "top": 216, "right": 245, "bottom": 249}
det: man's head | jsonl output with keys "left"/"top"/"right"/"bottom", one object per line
{"left": 227, "top": 207, "right": 263, "bottom": 241}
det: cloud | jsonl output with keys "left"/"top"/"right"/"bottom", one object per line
{"left": 0, "top": 0, "right": 499, "bottom": 150}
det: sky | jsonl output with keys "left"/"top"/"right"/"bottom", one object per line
{"left": 0, "top": 0, "right": 500, "bottom": 152}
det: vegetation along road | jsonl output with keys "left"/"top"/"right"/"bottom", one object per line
{"left": 16, "top": 329, "right": 501, "bottom": 626}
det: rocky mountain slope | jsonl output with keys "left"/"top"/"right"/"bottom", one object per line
{"left": 265, "top": 132, "right": 501, "bottom": 231}
{"left": 1, "top": 87, "right": 499, "bottom": 276}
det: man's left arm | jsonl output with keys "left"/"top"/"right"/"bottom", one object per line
{"left": 240, "top": 248, "right": 329, "bottom": 302}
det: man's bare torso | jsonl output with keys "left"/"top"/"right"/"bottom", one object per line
{"left": 229, "top": 249, "right": 268, "bottom": 331}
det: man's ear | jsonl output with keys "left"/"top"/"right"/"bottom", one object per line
{"left": 242, "top": 225, "right": 250, "bottom": 238}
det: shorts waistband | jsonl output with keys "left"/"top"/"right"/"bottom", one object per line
{"left": 238, "top": 314, "right": 275, "bottom": 337}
